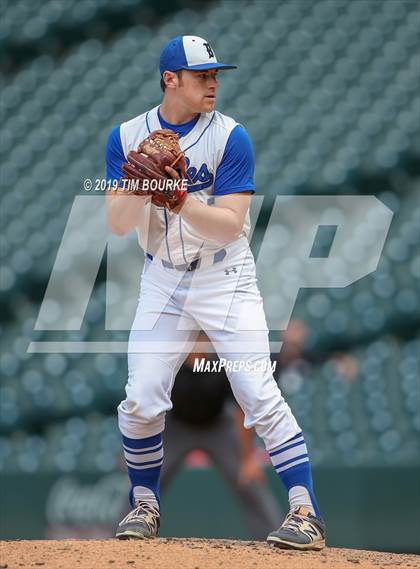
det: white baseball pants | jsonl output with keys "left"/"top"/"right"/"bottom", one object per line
{"left": 118, "top": 237, "right": 300, "bottom": 451}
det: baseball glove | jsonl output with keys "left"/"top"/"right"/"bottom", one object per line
{"left": 121, "top": 129, "right": 188, "bottom": 211}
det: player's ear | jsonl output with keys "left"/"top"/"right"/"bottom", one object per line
{"left": 162, "top": 70, "right": 179, "bottom": 90}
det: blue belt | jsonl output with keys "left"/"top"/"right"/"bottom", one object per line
{"left": 146, "top": 249, "right": 226, "bottom": 272}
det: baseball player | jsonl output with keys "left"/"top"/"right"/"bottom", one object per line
{"left": 106, "top": 35, "right": 326, "bottom": 550}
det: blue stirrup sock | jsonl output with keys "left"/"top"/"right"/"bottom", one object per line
{"left": 269, "top": 431, "right": 321, "bottom": 518}
{"left": 122, "top": 432, "right": 163, "bottom": 509}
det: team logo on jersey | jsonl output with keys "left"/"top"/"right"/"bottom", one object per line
{"left": 186, "top": 157, "right": 214, "bottom": 192}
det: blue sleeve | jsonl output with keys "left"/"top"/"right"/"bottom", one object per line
{"left": 213, "top": 125, "right": 255, "bottom": 196}
{"left": 106, "top": 125, "right": 126, "bottom": 183}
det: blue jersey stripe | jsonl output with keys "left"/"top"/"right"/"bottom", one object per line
{"left": 178, "top": 216, "right": 189, "bottom": 265}
{"left": 145, "top": 111, "right": 151, "bottom": 134}
{"left": 164, "top": 209, "right": 173, "bottom": 264}
{"left": 183, "top": 112, "right": 216, "bottom": 152}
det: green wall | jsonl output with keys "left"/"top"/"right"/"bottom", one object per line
{"left": 1, "top": 467, "right": 419, "bottom": 553}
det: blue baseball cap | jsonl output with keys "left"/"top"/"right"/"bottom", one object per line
{"left": 159, "top": 35, "right": 237, "bottom": 75}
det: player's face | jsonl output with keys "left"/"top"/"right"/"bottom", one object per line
{"left": 177, "top": 69, "right": 219, "bottom": 113}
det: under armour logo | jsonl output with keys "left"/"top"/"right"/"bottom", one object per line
{"left": 224, "top": 267, "right": 237, "bottom": 275}
{"left": 203, "top": 42, "right": 215, "bottom": 59}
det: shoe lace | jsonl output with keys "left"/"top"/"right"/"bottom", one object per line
{"left": 122, "top": 501, "right": 160, "bottom": 530}
{"left": 282, "top": 509, "right": 311, "bottom": 533}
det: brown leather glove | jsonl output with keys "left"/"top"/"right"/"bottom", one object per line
{"left": 121, "top": 129, "right": 188, "bottom": 212}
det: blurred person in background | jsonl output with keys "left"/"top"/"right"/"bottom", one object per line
{"left": 275, "top": 319, "right": 359, "bottom": 385}
{"left": 160, "top": 332, "right": 282, "bottom": 540}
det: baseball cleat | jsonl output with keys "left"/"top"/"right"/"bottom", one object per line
{"left": 267, "top": 506, "right": 326, "bottom": 551}
{"left": 115, "top": 501, "right": 160, "bottom": 540}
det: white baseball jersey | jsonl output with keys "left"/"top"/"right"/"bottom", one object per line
{"left": 119, "top": 105, "right": 252, "bottom": 265}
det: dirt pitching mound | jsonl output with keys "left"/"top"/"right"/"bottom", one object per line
{"left": 1, "top": 539, "right": 417, "bottom": 569}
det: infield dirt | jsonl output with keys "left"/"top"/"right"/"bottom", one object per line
{"left": 1, "top": 539, "right": 418, "bottom": 569}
